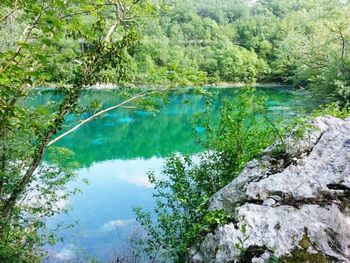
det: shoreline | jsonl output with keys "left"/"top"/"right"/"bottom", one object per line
{"left": 35, "top": 82, "right": 293, "bottom": 91}
{"left": 203, "top": 82, "right": 292, "bottom": 88}
{"left": 89, "top": 82, "right": 293, "bottom": 89}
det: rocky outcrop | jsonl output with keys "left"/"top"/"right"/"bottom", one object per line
{"left": 190, "top": 116, "right": 350, "bottom": 262}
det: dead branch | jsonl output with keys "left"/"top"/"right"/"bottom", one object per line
{"left": 0, "top": 8, "right": 19, "bottom": 23}
{"left": 0, "top": 0, "right": 18, "bottom": 23}
{"left": 47, "top": 90, "right": 165, "bottom": 147}
{"left": 0, "top": 2, "right": 45, "bottom": 74}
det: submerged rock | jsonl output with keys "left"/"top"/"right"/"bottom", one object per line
{"left": 190, "top": 116, "right": 350, "bottom": 262}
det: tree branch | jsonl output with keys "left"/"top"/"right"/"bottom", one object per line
{"left": 0, "top": 7, "right": 19, "bottom": 23}
{"left": 0, "top": 0, "right": 18, "bottom": 23}
{"left": 104, "top": 22, "right": 119, "bottom": 43}
{"left": 1, "top": 103, "right": 71, "bottom": 219}
{"left": 338, "top": 26, "right": 350, "bottom": 73}
{"left": 0, "top": 7, "right": 44, "bottom": 74}
{"left": 47, "top": 90, "right": 164, "bottom": 147}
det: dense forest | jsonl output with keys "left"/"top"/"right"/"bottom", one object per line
{"left": 1, "top": 0, "right": 349, "bottom": 103}
{"left": 0, "top": 0, "right": 350, "bottom": 262}
{"left": 123, "top": 0, "right": 350, "bottom": 108}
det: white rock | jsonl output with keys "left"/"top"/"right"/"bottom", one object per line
{"left": 190, "top": 116, "right": 350, "bottom": 262}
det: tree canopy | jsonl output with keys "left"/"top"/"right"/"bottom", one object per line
{"left": 126, "top": 0, "right": 350, "bottom": 107}
{"left": 0, "top": 0, "right": 155, "bottom": 261}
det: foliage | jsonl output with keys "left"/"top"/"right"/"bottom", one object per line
{"left": 134, "top": 88, "right": 281, "bottom": 262}
{"left": 126, "top": 0, "right": 350, "bottom": 109}
{"left": 312, "top": 102, "right": 350, "bottom": 119}
{"left": 122, "top": 0, "right": 293, "bottom": 84}
{"left": 277, "top": 0, "right": 350, "bottom": 107}
{"left": 2, "top": 0, "right": 350, "bottom": 261}
{"left": 0, "top": 0, "right": 155, "bottom": 261}
{"left": 234, "top": 224, "right": 249, "bottom": 260}
{"left": 279, "top": 234, "right": 330, "bottom": 263}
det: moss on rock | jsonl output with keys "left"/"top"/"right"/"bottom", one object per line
{"left": 279, "top": 234, "right": 331, "bottom": 263}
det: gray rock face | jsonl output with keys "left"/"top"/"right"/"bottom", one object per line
{"left": 190, "top": 116, "right": 350, "bottom": 262}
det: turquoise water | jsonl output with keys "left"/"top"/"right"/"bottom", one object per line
{"left": 38, "top": 87, "right": 312, "bottom": 262}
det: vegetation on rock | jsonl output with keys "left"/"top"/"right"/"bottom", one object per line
{"left": 135, "top": 87, "right": 284, "bottom": 262}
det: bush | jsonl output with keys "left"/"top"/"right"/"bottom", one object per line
{"left": 134, "top": 87, "right": 280, "bottom": 262}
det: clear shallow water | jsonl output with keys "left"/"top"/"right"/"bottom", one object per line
{"left": 36, "top": 87, "right": 314, "bottom": 262}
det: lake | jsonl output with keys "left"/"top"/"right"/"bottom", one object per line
{"left": 37, "top": 87, "right": 313, "bottom": 262}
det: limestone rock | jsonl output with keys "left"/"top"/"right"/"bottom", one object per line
{"left": 190, "top": 116, "right": 350, "bottom": 262}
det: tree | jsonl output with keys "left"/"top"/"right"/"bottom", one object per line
{"left": 278, "top": 0, "right": 350, "bottom": 107}
{"left": 135, "top": 88, "right": 280, "bottom": 262}
{"left": 0, "top": 0, "right": 156, "bottom": 261}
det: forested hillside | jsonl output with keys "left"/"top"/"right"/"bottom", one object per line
{"left": 125, "top": 0, "right": 350, "bottom": 106}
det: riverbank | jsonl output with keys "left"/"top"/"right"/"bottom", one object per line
{"left": 36, "top": 82, "right": 293, "bottom": 91}
{"left": 89, "top": 82, "right": 293, "bottom": 89}
{"left": 204, "top": 82, "right": 292, "bottom": 88}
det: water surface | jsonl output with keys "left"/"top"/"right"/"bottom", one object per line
{"left": 39, "top": 87, "right": 313, "bottom": 261}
